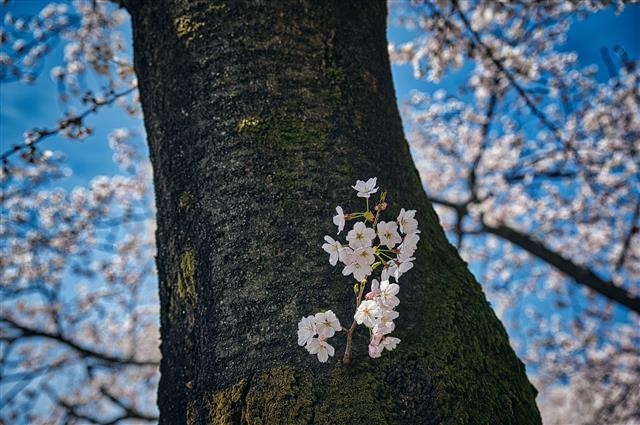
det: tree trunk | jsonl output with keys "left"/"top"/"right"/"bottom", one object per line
{"left": 127, "top": 1, "right": 541, "bottom": 424}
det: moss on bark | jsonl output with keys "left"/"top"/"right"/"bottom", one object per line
{"left": 237, "top": 113, "right": 326, "bottom": 150}
{"left": 179, "top": 191, "right": 195, "bottom": 211}
{"left": 319, "top": 67, "right": 345, "bottom": 104}
{"left": 243, "top": 368, "right": 315, "bottom": 424}
{"left": 177, "top": 248, "right": 197, "bottom": 305}
{"left": 208, "top": 379, "right": 247, "bottom": 425}
{"left": 205, "top": 366, "right": 395, "bottom": 424}
{"left": 174, "top": 15, "right": 205, "bottom": 47}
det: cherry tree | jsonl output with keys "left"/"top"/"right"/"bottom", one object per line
{"left": 1, "top": 0, "right": 637, "bottom": 423}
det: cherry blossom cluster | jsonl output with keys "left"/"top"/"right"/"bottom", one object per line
{"left": 296, "top": 311, "right": 341, "bottom": 363}
{"left": 355, "top": 279, "right": 401, "bottom": 358}
{"left": 297, "top": 178, "right": 419, "bottom": 363}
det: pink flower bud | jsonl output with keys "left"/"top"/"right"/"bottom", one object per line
{"left": 368, "top": 342, "right": 382, "bottom": 358}
{"left": 365, "top": 289, "right": 380, "bottom": 300}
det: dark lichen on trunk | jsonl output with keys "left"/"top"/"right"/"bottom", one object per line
{"left": 127, "top": 0, "right": 541, "bottom": 423}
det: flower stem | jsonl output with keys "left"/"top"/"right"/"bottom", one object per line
{"left": 343, "top": 279, "right": 366, "bottom": 366}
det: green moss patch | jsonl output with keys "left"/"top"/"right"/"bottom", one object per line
{"left": 174, "top": 15, "right": 205, "bottom": 47}
{"left": 237, "top": 113, "right": 325, "bottom": 150}
{"left": 179, "top": 191, "right": 195, "bottom": 211}
{"left": 209, "top": 379, "right": 247, "bottom": 425}
{"left": 177, "top": 248, "right": 197, "bottom": 305}
{"left": 243, "top": 368, "right": 315, "bottom": 424}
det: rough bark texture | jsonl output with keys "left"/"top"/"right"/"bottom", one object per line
{"left": 127, "top": 1, "right": 541, "bottom": 424}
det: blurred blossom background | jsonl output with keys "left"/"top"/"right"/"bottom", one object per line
{"left": 1, "top": 1, "right": 638, "bottom": 423}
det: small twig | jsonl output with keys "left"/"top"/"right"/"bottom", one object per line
{"left": 342, "top": 280, "right": 366, "bottom": 366}
{"left": 0, "top": 87, "right": 136, "bottom": 163}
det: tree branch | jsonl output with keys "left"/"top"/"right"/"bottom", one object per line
{"left": 43, "top": 384, "right": 157, "bottom": 425}
{"left": 100, "top": 387, "right": 158, "bottom": 423}
{"left": 481, "top": 221, "right": 640, "bottom": 314}
{"left": 615, "top": 202, "right": 640, "bottom": 272}
{"left": 451, "top": 1, "right": 563, "bottom": 139}
{"left": 427, "top": 195, "right": 640, "bottom": 313}
{"left": 0, "top": 87, "right": 136, "bottom": 164}
{"left": 0, "top": 316, "right": 159, "bottom": 367}
{"left": 468, "top": 93, "right": 497, "bottom": 201}
{"left": 427, "top": 195, "right": 468, "bottom": 212}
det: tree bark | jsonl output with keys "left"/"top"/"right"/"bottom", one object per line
{"left": 127, "top": 1, "right": 541, "bottom": 424}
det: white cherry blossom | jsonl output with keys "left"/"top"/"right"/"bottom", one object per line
{"left": 297, "top": 315, "right": 317, "bottom": 347}
{"left": 352, "top": 177, "right": 378, "bottom": 198}
{"left": 382, "top": 258, "right": 415, "bottom": 282}
{"left": 399, "top": 233, "right": 420, "bottom": 260}
{"left": 322, "top": 236, "right": 342, "bottom": 266}
{"left": 377, "top": 220, "right": 402, "bottom": 248}
{"left": 346, "top": 221, "right": 376, "bottom": 249}
{"left": 378, "top": 280, "right": 400, "bottom": 308}
{"left": 368, "top": 340, "right": 383, "bottom": 358}
{"left": 381, "top": 336, "right": 400, "bottom": 351}
{"left": 354, "top": 300, "right": 380, "bottom": 327}
{"left": 338, "top": 246, "right": 354, "bottom": 265}
{"left": 307, "top": 337, "right": 335, "bottom": 363}
{"left": 397, "top": 208, "right": 419, "bottom": 234}
{"left": 342, "top": 260, "right": 372, "bottom": 282}
{"left": 373, "top": 310, "right": 398, "bottom": 335}
{"left": 394, "top": 258, "right": 415, "bottom": 281}
{"left": 301, "top": 178, "right": 418, "bottom": 363}
{"left": 365, "top": 278, "right": 382, "bottom": 300}
{"left": 333, "top": 206, "right": 345, "bottom": 234}
{"left": 314, "top": 310, "right": 341, "bottom": 338}
{"left": 353, "top": 246, "right": 375, "bottom": 266}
